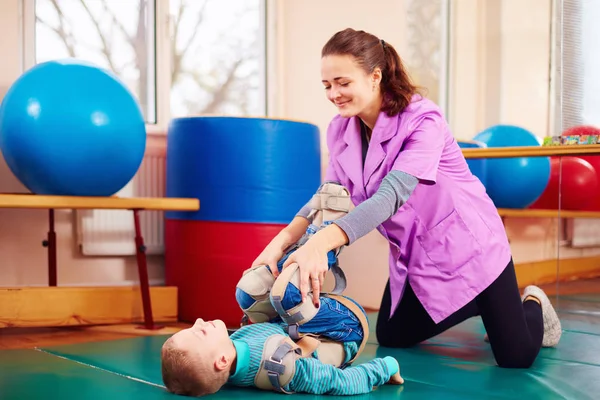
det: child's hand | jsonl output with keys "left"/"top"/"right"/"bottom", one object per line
{"left": 387, "top": 370, "right": 404, "bottom": 385}
{"left": 383, "top": 356, "right": 404, "bottom": 385}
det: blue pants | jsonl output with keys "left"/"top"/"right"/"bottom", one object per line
{"left": 236, "top": 226, "right": 365, "bottom": 343}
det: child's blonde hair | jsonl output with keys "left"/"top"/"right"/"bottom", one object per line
{"left": 161, "top": 337, "right": 228, "bottom": 397}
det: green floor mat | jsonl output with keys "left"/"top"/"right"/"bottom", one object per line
{"left": 40, "top": 335, "right": 169, "bottom": 387}
{"left": 34, "top": 312, "right": 600, "bottom": 400}
{"left": 419, "top": 316, "right": 600, "bottom": 365}
{"left": 3, "top": 304, "right": 600, "bottom": 399}
{"left": 0, "top": 348, "right": 178, "bottom": 399}
{"left": 557, "top": 315, "right": 600, "bottom": 335}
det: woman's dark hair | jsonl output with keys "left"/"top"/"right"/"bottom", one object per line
{"left": 321, "top": 28, "right": 421, "bottom": 116}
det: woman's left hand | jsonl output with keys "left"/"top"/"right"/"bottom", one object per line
{"left": 282, "top": 241, "right": 328, "bottom": 308}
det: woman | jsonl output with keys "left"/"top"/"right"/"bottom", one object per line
{"left": 251, "top": 28, "right": 561, "bottom": 368}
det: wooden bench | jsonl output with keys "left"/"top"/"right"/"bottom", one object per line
{"left": 0, "top": 194, "right": 199, "bottom": 330}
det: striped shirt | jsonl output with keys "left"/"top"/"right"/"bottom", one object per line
{"left": 226, "top": 322, "right": 397, "bottom": 395}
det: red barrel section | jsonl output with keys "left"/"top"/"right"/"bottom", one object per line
{"left": 165, "top": 219, "right": 287, "bottom": 326}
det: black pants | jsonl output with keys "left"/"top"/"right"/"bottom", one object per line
{"left": 376, "top": 259, "right": 544, "bottom": 368}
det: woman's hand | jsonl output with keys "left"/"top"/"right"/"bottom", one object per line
{"left": 282, "top": 223, "right": 349, "bottom": 307}
{"left": 281, "top": 241, "right": 329, "bottom": 307}
{"left": 248, "top": 217, "right": 311, "bottom": 277}
{"left": 249, "top": 241, "right": 286, "bottom": 278}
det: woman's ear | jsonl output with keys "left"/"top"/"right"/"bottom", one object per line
{"left": 372, "top": 67, "right": 382, "bottom": 87}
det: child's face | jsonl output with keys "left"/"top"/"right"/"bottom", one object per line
{"left": 171, "top": 318, "right": 231, "bottom": 358}
{"left": 162, "top": 318, "right": 233, "bottom": 395}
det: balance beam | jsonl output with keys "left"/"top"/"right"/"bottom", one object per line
{"left": 461, "top": 143, "right": 600, "bottom": 159}
{"left": 497, "top": 208, "right": 600, "bottom": 219}
{"left": 0, "top": 193, "right": 199, "bottom": 331}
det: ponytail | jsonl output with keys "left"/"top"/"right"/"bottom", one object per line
{"left": 380, "top": 42, "right": 421, "bottom": 116}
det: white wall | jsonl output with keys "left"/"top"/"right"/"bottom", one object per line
{"left": 449, "top": 0, "right": 551, "bottom": 139}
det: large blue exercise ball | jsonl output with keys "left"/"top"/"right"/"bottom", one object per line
{"left": 473, "top": 124, "right": 550, "bottom": 209}
{"left": 0, "top": 59, "right": 146, "bottom": 196}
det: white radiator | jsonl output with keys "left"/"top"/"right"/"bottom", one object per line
{"left": 76, "top": 137, "right": 167, "bottom": 256}
{"left": 567, "top": 219, "right": 600, "bottom": 248}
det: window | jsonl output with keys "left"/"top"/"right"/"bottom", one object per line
{"left": 24, "top": 0, "right": 267, "bottom": 127}
{"left": 581, "top": 0, "right": 600, "bottom": 127}
{"left": 30, "top": 0, "right": 157, "bottom": 123}
{"left": 169, "top": 0, "right": 266, "bottom": 118}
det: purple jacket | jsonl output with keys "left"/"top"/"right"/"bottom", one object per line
{"left": 324, "top": 96, "right": 511, "bottom": 323}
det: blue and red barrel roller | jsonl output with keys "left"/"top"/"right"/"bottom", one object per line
{"left": 165, "top": 116, "right": 321, "bottom": 326}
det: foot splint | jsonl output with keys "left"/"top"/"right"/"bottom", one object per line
{"left": 235, "top": 182, "right": 371, "bottom": 393}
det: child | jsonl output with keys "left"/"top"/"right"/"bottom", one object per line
{"left": 161, "top": 303, "right": 403, "bottom": 397}
{"left": 161, "top": 181, "right": 404, "bottom": 396}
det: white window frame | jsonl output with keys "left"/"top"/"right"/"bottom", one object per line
{"left": 153, "top": 0, "right": 171, "bottom": 133}
{"left": 19, "top": 0, "right": 272, "bottom": 135}
{"left": 265, "top": 0, "right": 282, "bottom": 117}
{"left": 439, "top": 0, "right": 451, "bottom": 122}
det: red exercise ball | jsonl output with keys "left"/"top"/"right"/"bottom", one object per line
{"left": 578, "top": 155, "right": 600, "bottom": 211}
{"left": 529, "top": 156, "right": 598, "bottom": 210}
{"left": 562, "top": 125, "right": 600, "bottom": 137}
{"left": 561, "top": 126, "right": 600, "bottom": 210}
{"left": 579, "top": 154, "right": 600, "bottom": 209}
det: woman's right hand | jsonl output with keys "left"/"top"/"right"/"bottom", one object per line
{"left": 246, "top": 216, "right": 311, "bottom": 278}
{"left": 249, "top": 241, "right": 285, "bottom": 278}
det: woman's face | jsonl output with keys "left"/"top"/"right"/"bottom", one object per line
{"left": 321, "top": 54, "right": 381, "bottom": 119}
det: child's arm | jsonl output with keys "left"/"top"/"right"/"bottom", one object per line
{"left": 285, "top": 356, "right": 403, "bottom": 395}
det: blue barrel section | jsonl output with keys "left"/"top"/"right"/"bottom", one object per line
{"left": 457, "top": 140, "right": 487, "bottom": 187}
{"left": 165, "top": 116, "right": 321, "bottom": 223}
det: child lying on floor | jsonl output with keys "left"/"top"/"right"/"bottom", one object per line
{"left": 160, "top": 306, "right": 403, "bottom": 397}
{"left": 161, "top": 182, "right": 403, "bottom": 396}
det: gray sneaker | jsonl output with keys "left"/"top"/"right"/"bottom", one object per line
{"left": 522, "top": 285, "right": 562, "bottom": 347}
{"left": 482, "top": 285, "right": 562, "bottom": 347}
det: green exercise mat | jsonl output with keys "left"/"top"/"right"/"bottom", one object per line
{"left": 0, "top": 348, "right": 176, "bottom": 399}
{"left": 2, "top": 309, "right": 599, "bottom": 399}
